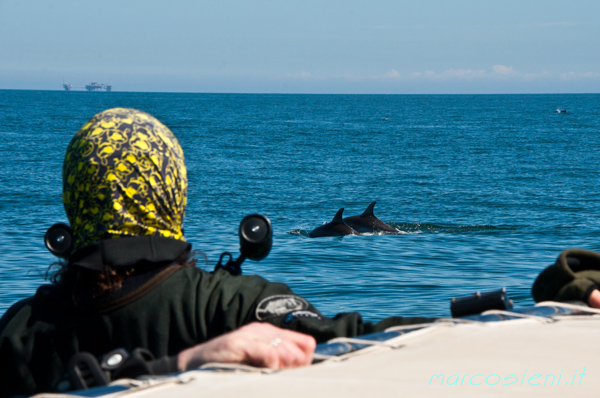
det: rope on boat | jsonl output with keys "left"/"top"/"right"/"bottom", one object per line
{"left": 536, "top": 300, "right": 600, "bottom": 315}
{"left": 383, "top": 318, "right": 477, "bottom": 334}
{"left": 314, "top": 322, "right": 446, "bottom": 363}
{"left": 478, "top": 309, "right": 555, "bottom": 323}
{"left": 314, "top": 302, "right": 600, "bottom": 363}
{"left": 316, "top": 319, "right": 500, "bottom": 362}
{"left": 323, "top": 337, "right": 403, "bottom": 349}
{"left": 197, "top": 362, "right": 277, "bottom": 374}
{"left": 433, "top": 318, "right": 482, "bottom": 324}
{"left": 312, "top": 353, "right": 347, "bottom": 362}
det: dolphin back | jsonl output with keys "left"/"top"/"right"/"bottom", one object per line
{"left": 343, "top": 202, "right": 398, "bottom": 233}
{"left": 309, "top": 208, "right": 358, "bottom": 238}
{"left": 332, "top": 208, "right": 345, "bottom": 222}
{"left": 360, "top": 201, "right": 377, "bottom": 217}
{"left": 308, "top": 203, "right": 398, "bottom": 237}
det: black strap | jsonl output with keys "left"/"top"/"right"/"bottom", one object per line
{"left": 66, "top": 348, "right": 178, "bottom": 390}
{"left": 67, "top": 352, "right": 110, "bottom": 390}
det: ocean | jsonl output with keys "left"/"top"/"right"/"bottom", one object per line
{"left": 1, "top": 90, "right": 599, "bottom": 321}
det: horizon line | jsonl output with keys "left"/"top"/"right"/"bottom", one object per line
{"left": 1, "top": 88, "right": 599, "bottom": 96}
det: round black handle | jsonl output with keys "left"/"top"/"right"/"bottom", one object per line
{"left": 239, "top": 214, "right": 272, "bottom": 261}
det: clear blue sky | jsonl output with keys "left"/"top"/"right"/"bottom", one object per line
{"left": 1, "top": 0, "right": 599, "bottom": 94}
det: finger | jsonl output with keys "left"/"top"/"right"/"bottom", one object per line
{"left": 588, "top": 289, "right": 600, "bottom": 309}
{"left": 277, "top": 329, "right": 317, "bottom": 356}
{"left": 240, "top": 339, "right": 281, "bottom": 369}
{"left": 272, "top": 338, "right": 314, "bottom": 368}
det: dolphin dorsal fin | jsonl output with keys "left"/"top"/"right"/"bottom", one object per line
{"left": 332, "top": 208, "right": 345, "bottom": 222}
{"left": 361, "top": 202, "right": 376, "bottom": 217}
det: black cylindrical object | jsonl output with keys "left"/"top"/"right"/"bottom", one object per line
{"left": 44, "top": 223, "right": 73, "bottom": 258}
{"left": 450, "top": 288, "right": 513, "bottom": 318}
{"left": 239, "top": 214, "right": 272, "bottom": 261}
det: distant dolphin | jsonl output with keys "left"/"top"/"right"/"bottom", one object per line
{"left": 309, "top": 208, "right": 359, "bottom": 238}
{"left": 343, "top": 202, "right": 398, "bottom": 234}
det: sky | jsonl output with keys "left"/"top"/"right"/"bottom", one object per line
{"left": 1, "top": 0, "right": 599, "bottom": 94}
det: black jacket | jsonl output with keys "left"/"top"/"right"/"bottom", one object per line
{"left": 0, "top": 263, "right": 433, "bottom": 397}
{"left": 532, "top": 248, "right": 600, "bottom": 303}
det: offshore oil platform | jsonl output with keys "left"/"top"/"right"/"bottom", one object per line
{"left": 62, "top": 82, "right": 112, "bottom": 92}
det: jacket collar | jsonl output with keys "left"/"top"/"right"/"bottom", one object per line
{"left": 69, "top": 236, "right": 191, "bottom": 271}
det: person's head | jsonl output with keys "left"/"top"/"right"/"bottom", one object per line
{"left": 63, "top": 108, "right": 188, "bottom": 252}
{"left": 54, "top": 108, "right": 191, "bottom": 296}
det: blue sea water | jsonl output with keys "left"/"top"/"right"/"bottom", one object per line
{"left": 1, "top": 90, "right": 599, "bottom": 320}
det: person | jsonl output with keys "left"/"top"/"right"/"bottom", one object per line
{"left": 0, "top": 108, "right": 434, "bottom": 397}
{"left": 532, "top": 248, "right": 600, "bottom": 308}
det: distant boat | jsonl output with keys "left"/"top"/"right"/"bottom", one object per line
{"left": 556, "top": 108, "right": 568, "bottom": 113}
{"left": 85, "top": 82, "right": 103, "bottom": 91}
{"left": 63, "top": 82, "right": 112, "bottom": 91}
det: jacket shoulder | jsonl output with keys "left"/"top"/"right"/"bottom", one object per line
{"left": 0, "top": 297, "right": 35, "bottom": 335}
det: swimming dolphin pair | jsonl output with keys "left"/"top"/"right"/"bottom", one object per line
{"left": 308, "top": 202, "right": 398, "bottom": 238}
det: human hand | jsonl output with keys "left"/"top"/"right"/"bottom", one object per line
{"left": 177, "top": 322, "right": 316, "bottom": 371}
{"left": 587, "top": 289, "right": 600, "bottom": 309}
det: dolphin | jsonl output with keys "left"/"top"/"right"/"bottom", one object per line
{"left": 342, "top": 202, "right": 398, "bottom": 234}
{"left": 309, "top": 208, "right": 359, "bottom": 238}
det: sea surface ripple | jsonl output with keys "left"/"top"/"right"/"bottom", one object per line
{"left": 1, "top": 91, "right": 599, "bottom": 320}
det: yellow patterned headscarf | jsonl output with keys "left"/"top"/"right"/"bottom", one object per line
{"left": 63, "top": 108, "right": 187, "bottom": 252}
